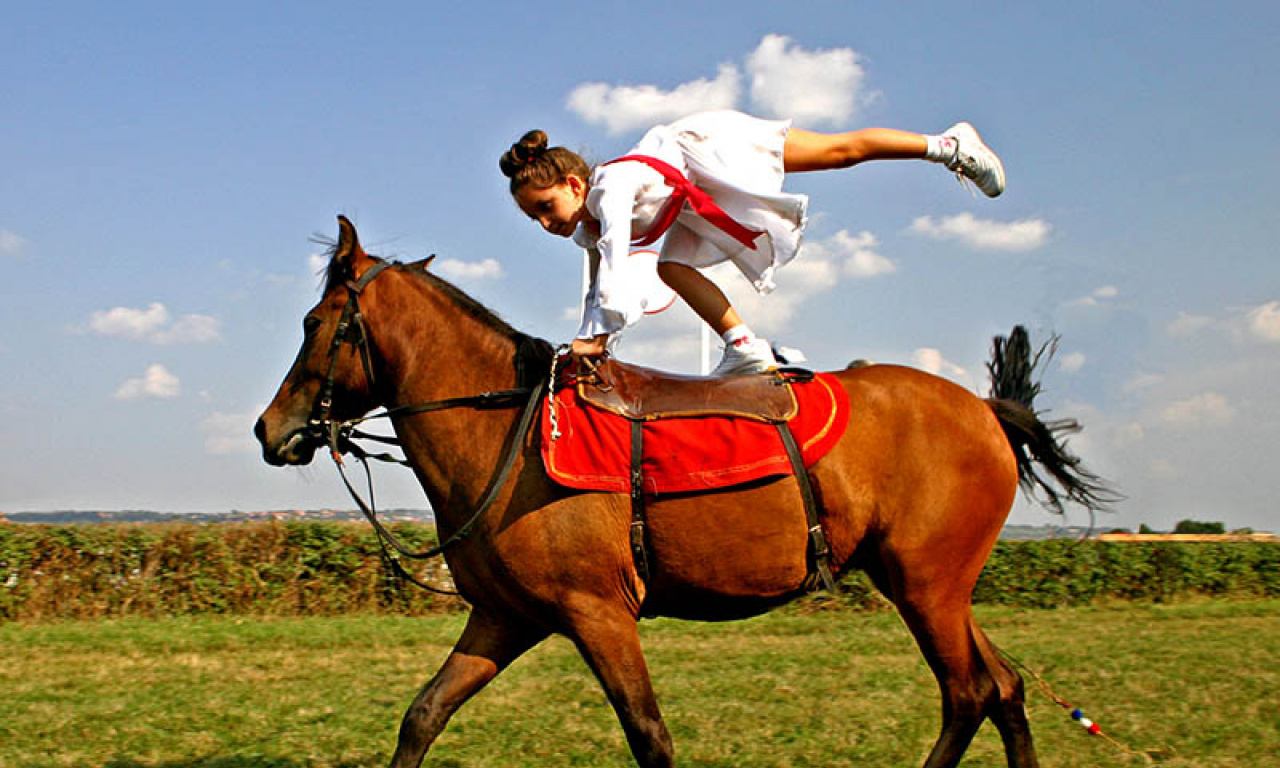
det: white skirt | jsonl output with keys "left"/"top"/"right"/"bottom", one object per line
{"left": 642, "top": 111, "right": 810, "bottom": 293}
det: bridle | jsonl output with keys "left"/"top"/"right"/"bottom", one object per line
{"left": 303, "top": 257, "right": 546, "bottom": 595}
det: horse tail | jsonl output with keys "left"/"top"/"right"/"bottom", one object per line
{"left": 985, "top": 325, "right": 1118, "bottom": 515}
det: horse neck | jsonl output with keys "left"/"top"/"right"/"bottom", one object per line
{"left": 365, "top": 269, "right": 529, "bottom": 519}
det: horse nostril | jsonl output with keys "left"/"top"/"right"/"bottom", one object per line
{"left": 253, "top": 417, "right": 267, "bottom": 444}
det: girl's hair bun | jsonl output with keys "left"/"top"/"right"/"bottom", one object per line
{"left": 500, "top": 130, "right": 550, "bottom": 178}
{"left": 498, "top": 130, "right": 589, "bottom": 193}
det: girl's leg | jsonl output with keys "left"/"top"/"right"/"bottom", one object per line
{"left": 656, "top": 261, "right": 741, "bottom": 335}
{"left": 784, "top": 123, "right": 1006, "bottom": 197}
{"left": 783, "top": 127, "right": 927, "bottom": 172}
{"left": 658, "top": 226, "right": 775, "bottom": 375}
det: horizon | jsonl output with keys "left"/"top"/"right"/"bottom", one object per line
{"left": 6, "top": 508, "right": 1270, "bottom": 536}
{"left": 3, "top": 3, "right": 1278, "bottom": 534}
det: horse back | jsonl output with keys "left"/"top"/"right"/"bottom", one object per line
{"left": 615, "top": 363, "right": 1018, "bottom": 619}
{"left": 816, "top": 363, "right": 1020, "bottom": 596}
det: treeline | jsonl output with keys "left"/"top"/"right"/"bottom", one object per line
{"left": 2, "top": 522, "right": 1277, "bottom": 621}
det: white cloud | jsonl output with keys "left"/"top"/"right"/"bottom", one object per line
{"left": 567, "top": 64, "right": 741, "bottom": 136}
{"left": 153, "top": 314, "right": 221, "bottom": 344}
{"left": 435, "top": 258, "right": 504, "bottom": 281}
{"left": 1113, "top": 421, "right": 1145, "bottom": 448}
{"left": 308, "top": 252, "right": 328, "bottom": 276}
{"left": 201, "top": 410, "right": 259, "bottom": 455}
{"left": 1246, "top": 301, "right": 1280, "bottom": 342}
{"left": 1059, "top": 351, "right": 1086, "bottom": 373}
{"left": 615, "top": 333, "right": 704, "bottom": 373}
{"left": 1168, "top": 311, "right": 1213, "bottom": 336}
{"left": 115, "top": 364, "right": 180, "bottom": 400}
{"left": 746, "top": 35, "right": 866, "bottom": 125}
{"left": 1159, "top": 391, "right": 1236, "bottom": 428}
{"left": 912, "top": 347, "right": 967, "bottom": 379}
{"left": 799, "top": 230, "right": 894, "bottom": 280}
{"left": 1123, "top": 371, "right": 1165, "bottom": 393}
{"left": 1064, "top": 284, "right": 1120, "bottom": 308}
{"left": 1, "top": 229, "right": 26, "bottom": 257}
{"left": 910, "top": 213, "right": 1051, "bottom": 252}
{"left": 91, "top": 302, "right": 171, "bottom": 339}
{"left": 679, "top": 228, "right": 890, "bottom": 337}
{"left": 88, "top": 302, "right": 221, "bottom": 345}
{"left": 784, "top": 251, "right": 841, "bottom": 288}
{"left": 833, "top": 230, "right": 894, "bottom": 278}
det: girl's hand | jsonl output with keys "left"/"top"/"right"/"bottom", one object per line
{"left": 571, "top": 335, "right": 609, "bottom": 359}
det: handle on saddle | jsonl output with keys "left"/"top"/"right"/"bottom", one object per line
{"left": 578, "top": 355, "right": 614, "bottom": 393}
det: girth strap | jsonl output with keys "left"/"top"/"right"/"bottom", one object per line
{"left": 623, "top": 417, "right": 839, "bottom": 597}
{"left": 629, "top": 420, "right": 651, "bottom": 585}
{"left": 776, "top": 422, "right": 839, "bottom": 594}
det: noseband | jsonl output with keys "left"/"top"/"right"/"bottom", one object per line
{"left": 304, "top": 257, "right": 546, "bottom": 594}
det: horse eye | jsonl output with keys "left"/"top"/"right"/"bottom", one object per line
{"left": 304, "top": 316, "right": 322, "bottom": 335}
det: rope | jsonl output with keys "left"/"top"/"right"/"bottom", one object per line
{"left": 1000, "top": 650, "right": 1174, "bottom": 763}
{"left": 547, "top": 345, "right": 569, "bottom": 440}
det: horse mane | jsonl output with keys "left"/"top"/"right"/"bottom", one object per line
{"left": 315, "top": 237, "right": 554, "bottom": 386}
{"left": 408, "top": 262, "right": 555, "bottom": 388}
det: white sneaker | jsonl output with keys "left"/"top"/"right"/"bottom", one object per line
{"left": 943, "top": 122, "right": 1005, "bottom": 197}
{"left": 711, "top": 337, "right": 778, "bottom": 376}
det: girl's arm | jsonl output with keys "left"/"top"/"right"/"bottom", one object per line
{"left": 573, "top": 168, "right": 651, "bottom": 344}
{"left": 571, "top": 334, "right": 609, "bottom": 357}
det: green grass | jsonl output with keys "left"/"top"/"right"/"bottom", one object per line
{"left": 2, "top": 601, "right": 1278, "bottom": 768}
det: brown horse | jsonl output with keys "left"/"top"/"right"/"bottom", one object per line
{"left": 255, "top": 216, "right": 1111, "bottom": 768}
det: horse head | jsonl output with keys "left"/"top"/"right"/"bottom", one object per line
{"left": 254, "top": 215, "right": 393, "bottom": 466}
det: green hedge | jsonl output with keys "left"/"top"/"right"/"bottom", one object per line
{"left": 1, "top": 523, "right": 1276, "bottom": 621}
{"left": 970, "top": 539, "right": 1280, "bottom": 608}
{"left": 0, "top": 521, "right": 462, "bottom": 621}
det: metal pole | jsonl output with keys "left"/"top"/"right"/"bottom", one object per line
{"left": 701, "top": 324, "right": 711, "bottom": 375}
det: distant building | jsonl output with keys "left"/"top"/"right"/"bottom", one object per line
{"left": 1096, "top": 532, "right": 1279, "bottom": 543}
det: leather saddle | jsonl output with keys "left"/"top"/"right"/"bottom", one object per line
{"left": 571, "top": 357, "right": 802, "bottom": 422}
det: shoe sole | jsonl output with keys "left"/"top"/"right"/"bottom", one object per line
{"left": 948, "top": 121, "right": 1006, "bottom": 197}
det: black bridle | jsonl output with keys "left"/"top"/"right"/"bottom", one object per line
{"left": 305, "top": 258, "right": 545, "bottom": 595}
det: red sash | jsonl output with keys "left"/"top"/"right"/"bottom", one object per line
{"left": 603, "top": 155, "right": 764, "bottom": 250}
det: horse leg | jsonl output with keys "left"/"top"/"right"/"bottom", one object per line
{"left": 894, "top": 597, "right": 1038, "bottom": 768}
{"left": 971, "top": 622, "right": 1039, "bottom": 768}
{"left": 567, "top": 609, "right": 675, "bottom": 768}
{"left": 896, "top": 600, "right": 989, "bottom": 768}
{"left": 862, "top": 556, "right": 987, "bottom": 763}
{"left": 389, "top": 609, "right": 546, "bottom": 768}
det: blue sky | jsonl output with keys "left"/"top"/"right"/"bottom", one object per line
{"left": 3, "top": 2, "right": 1278, "bottom": 532}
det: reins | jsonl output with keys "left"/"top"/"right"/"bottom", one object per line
{"left": 308, "top": 258, "right": 544, "bottom": 595}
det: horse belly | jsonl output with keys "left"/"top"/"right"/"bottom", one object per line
{"left": 640, "top": 477, "right": 819, "bottom": 619}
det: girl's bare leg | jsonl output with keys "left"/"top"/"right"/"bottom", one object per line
{"left": 783, "top": 127, "right": 928, "bottom": 172}
{"left": 656, "top": 262, "right": 741, "bottom": 335}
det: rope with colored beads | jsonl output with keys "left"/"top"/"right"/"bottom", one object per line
{"left": 1000, "top": 651, "right": 1173, "bottom": 763}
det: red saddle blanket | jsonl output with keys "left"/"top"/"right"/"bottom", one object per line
{"left": 541, "top": 372, "right": 850, "bottom": 494}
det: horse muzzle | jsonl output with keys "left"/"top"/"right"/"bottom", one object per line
{"left": 254, "top": 417, "right": 321, "bottom": 466}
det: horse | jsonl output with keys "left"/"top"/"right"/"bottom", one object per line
{"left": 255, "top": 215, "right": 1112, "bottom": 768}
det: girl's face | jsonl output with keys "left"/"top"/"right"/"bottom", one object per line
{"left": 514, "top": 174, "right": 590, "bottom": 238}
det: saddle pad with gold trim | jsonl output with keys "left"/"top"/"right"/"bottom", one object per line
{"left": 542, "top": 372, "right": 849, "bottom": 494}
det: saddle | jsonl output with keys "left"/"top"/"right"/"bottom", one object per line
{"left": 573, "top": 358, "right": 799, "bottom": 422}
{"left": 545, "top": 356, "right": 849, "bottom": 595}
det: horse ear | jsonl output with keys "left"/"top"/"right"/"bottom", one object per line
{"left": 335, "top": 215, "right": 365, "bottom": 268}
{"left": 422, "top": 254, "right": 436, "bottom": 269}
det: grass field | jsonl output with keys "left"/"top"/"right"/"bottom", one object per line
{"left": 2, "top": 600, "right": 1277, "bottom": 768}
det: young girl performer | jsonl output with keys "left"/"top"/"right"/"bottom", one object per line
{"left": 500, "top": 110, "right": 1004, "bottom": 375}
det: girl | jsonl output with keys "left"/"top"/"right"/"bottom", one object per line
{"left": 500, "top": 110, "right": 1004, "bottom": 375}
